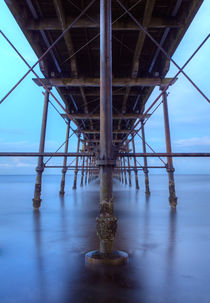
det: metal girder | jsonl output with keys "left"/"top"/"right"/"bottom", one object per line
{"left": 76, "top": 129, "right": 137, "bottom": 134}
{"left": 26, "top": 17, "right": 182, "bottom": 31}
{"left": 0, "top": 153, "right": 210, "bottom": 157}
{"left": 61, "top": 113, "right": 151, "bottom": 120}
{"left": 33, "top": 77, "right": 177, "bottom": 87}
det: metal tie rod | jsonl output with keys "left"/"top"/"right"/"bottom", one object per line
{"left": 116, "top": 0, "right": 210, "bottom": 103}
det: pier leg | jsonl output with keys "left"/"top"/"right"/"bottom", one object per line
{"left": 121, "top": 158, "right": 124, "bottom": 183}
{"left": 60, "top": 120, "right": 70, "bottom": 195}
{"left": 80, "top": 144, "right": 85, "bottom": 187}
{"left": 85, "top": 156, "right": 89, "bottom": 185}
{"left": 132, "top": 138, "right": 139, "bottom": 190}
{"left": 141, "top": 120, "right": 150, "bottom": 195}
{"left": 73, "top": 134, "right": 81, "bottom": 190}
{"left": 127, "top": 154, "right": 132, "bottom": 187}
{"left": 86, "top": 0, "right": 128, "bottom": 265}
{"left": 162, "top": 90, "right": 177, "bottom": 208}
{"left": 123, "top": 157, "right": 127, "bottom": 184}
{"left": 33, "top": 89, "right": 49, "bottom": 208}
{"left": 88, "top": 156, "right": 92, "bottom": 183}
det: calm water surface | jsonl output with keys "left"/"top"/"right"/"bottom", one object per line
{"left": 0, "top": 174, "right": 210, "bottom": 303}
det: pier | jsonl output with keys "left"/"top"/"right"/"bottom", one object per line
{"left": 0, "top": 0, "right": 210, "bottom": 298}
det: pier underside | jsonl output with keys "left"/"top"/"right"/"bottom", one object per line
{"left": 3, "top": 0, "right": 207, "bottom": 262}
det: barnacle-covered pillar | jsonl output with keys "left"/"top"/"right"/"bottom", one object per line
{"left": 33, "top": 89, "right": 49, "bottom": 208}
{"left": 73, "top": 133, "right": 81, "bottom": 190}
{"left": 162, "top": 90, "right": 177, "bottom": 208}
{"left": 132, "top": 138, "right": 139, "bottom": 190}
{"left": 86, "top": 0, "right": 128, "bottom": 265}
{"left": 60, "top": 119, "right": 70, "bottom": 195}
{"left": 141, "top": 120, "right": 150, "bottom": 195}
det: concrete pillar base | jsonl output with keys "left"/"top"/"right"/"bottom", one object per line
{"left": 33, "top": 198, "right": 41, "bottom": 209}
{"left": 85, "top": 250, "right": 128, "bottom": 266}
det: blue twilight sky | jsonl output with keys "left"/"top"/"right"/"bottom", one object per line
{"left": 0, "top": 1, "right": 210, "bottom": 175}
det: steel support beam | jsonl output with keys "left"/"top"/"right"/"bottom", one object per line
{"left": 62, "top": 113, "right": 151, "bottom": 120}
{"left": 26, "top": 17, "right": 182, "bottom": 31}
{"left": 1, "top": 152, "right": 210, "bottom": 157}
{"left": 33, "top": 77, "right": 177, "bottom": 88}
{"left": 33, "top": 89, "right": 49, "bottom": 208}
{"left": 162, "top": 91, "right": 177, "bottom": 208}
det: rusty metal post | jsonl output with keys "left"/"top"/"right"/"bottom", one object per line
{"left": 162, "top": 90, "right": 177, "bottom": 208}
{"left": 73, "top": 134, "right": 81, "bottom": 189}
{"left": 141, "top": 120, "right": 150, "bottom": 195}
{"left": 80, "top": 143, "right": 86, "bottom": 186}
{"left": 60, "top": 119, "right": 70, "bottom": 195}
{"left": 85, "top": 156, "right": 89, "bottom": 185}
{"left": 88, "top": 156, "right": 92, "bottom": 183}
{"left": 96, "top": 0, "right": 117, "bottom": 255}
{"left": 86, "top": 0, "right": 127, "bottom": 265}
{"left": 127, "top": 150, "right": 132, "bottom": 187}
{"left": 132, "top": 138, "right": 139, "bottom": 190}
{"left": 123, "top": 156, "right": 127, "bottom": 184}
{"left": 33, "top": 89, "right": 49, "bottom": 208}
{"left": 121, "top": 158, "right": 124, "bottom": 183}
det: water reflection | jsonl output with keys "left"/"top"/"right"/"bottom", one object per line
{"left": 166, "top": 209, "right": 177, "bottom": 277}
{"left": 33, "top": 210, "right": 47, "bottom": 301}
{"left": 1, "top": 175, "right": 210, "bottom": 303}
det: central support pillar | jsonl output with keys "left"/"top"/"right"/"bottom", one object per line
{"left": 162, "top": 90, "right": 177, "bottom": 208}
{"left": 86, "top": 0, "right": 128, "bottom": 265}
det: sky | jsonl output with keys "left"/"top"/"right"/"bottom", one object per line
{"left": 0, "top": 0, "right": 210, "bottom": 175}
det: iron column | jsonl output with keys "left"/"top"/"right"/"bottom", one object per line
{"left": 121, "top": 157, "right": 124, "bottom": 183}
{"left": 96, "top": 0, "right": 117, "bottom": 254}
{"left": 123, "top": 156, "right": 127, "bottom": 184}
{"left": 73, "top": 133, "right": 81, "bottom": 189}
{"left": 141, "top": 120, "right": 150, "bottom": 195}
{"left": 80, "top": 143, "right": 86, "bottom": 186}
{"left": 132, "top": 138, "right": 139, "bottom": 190}
{"left": 162, "top": 90, "right": 177, "bottom": 208}
{"left": 33, "top": 89, "right": 49, "bottom": 208}
{"left": 60, "top": 119, "right": 70, "bottom": 195}
{"left": 85, "top": 156, "right": 89, "bottom": 185}
{"left": 85, "top": 0, "right": 128, "bottom": 265}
